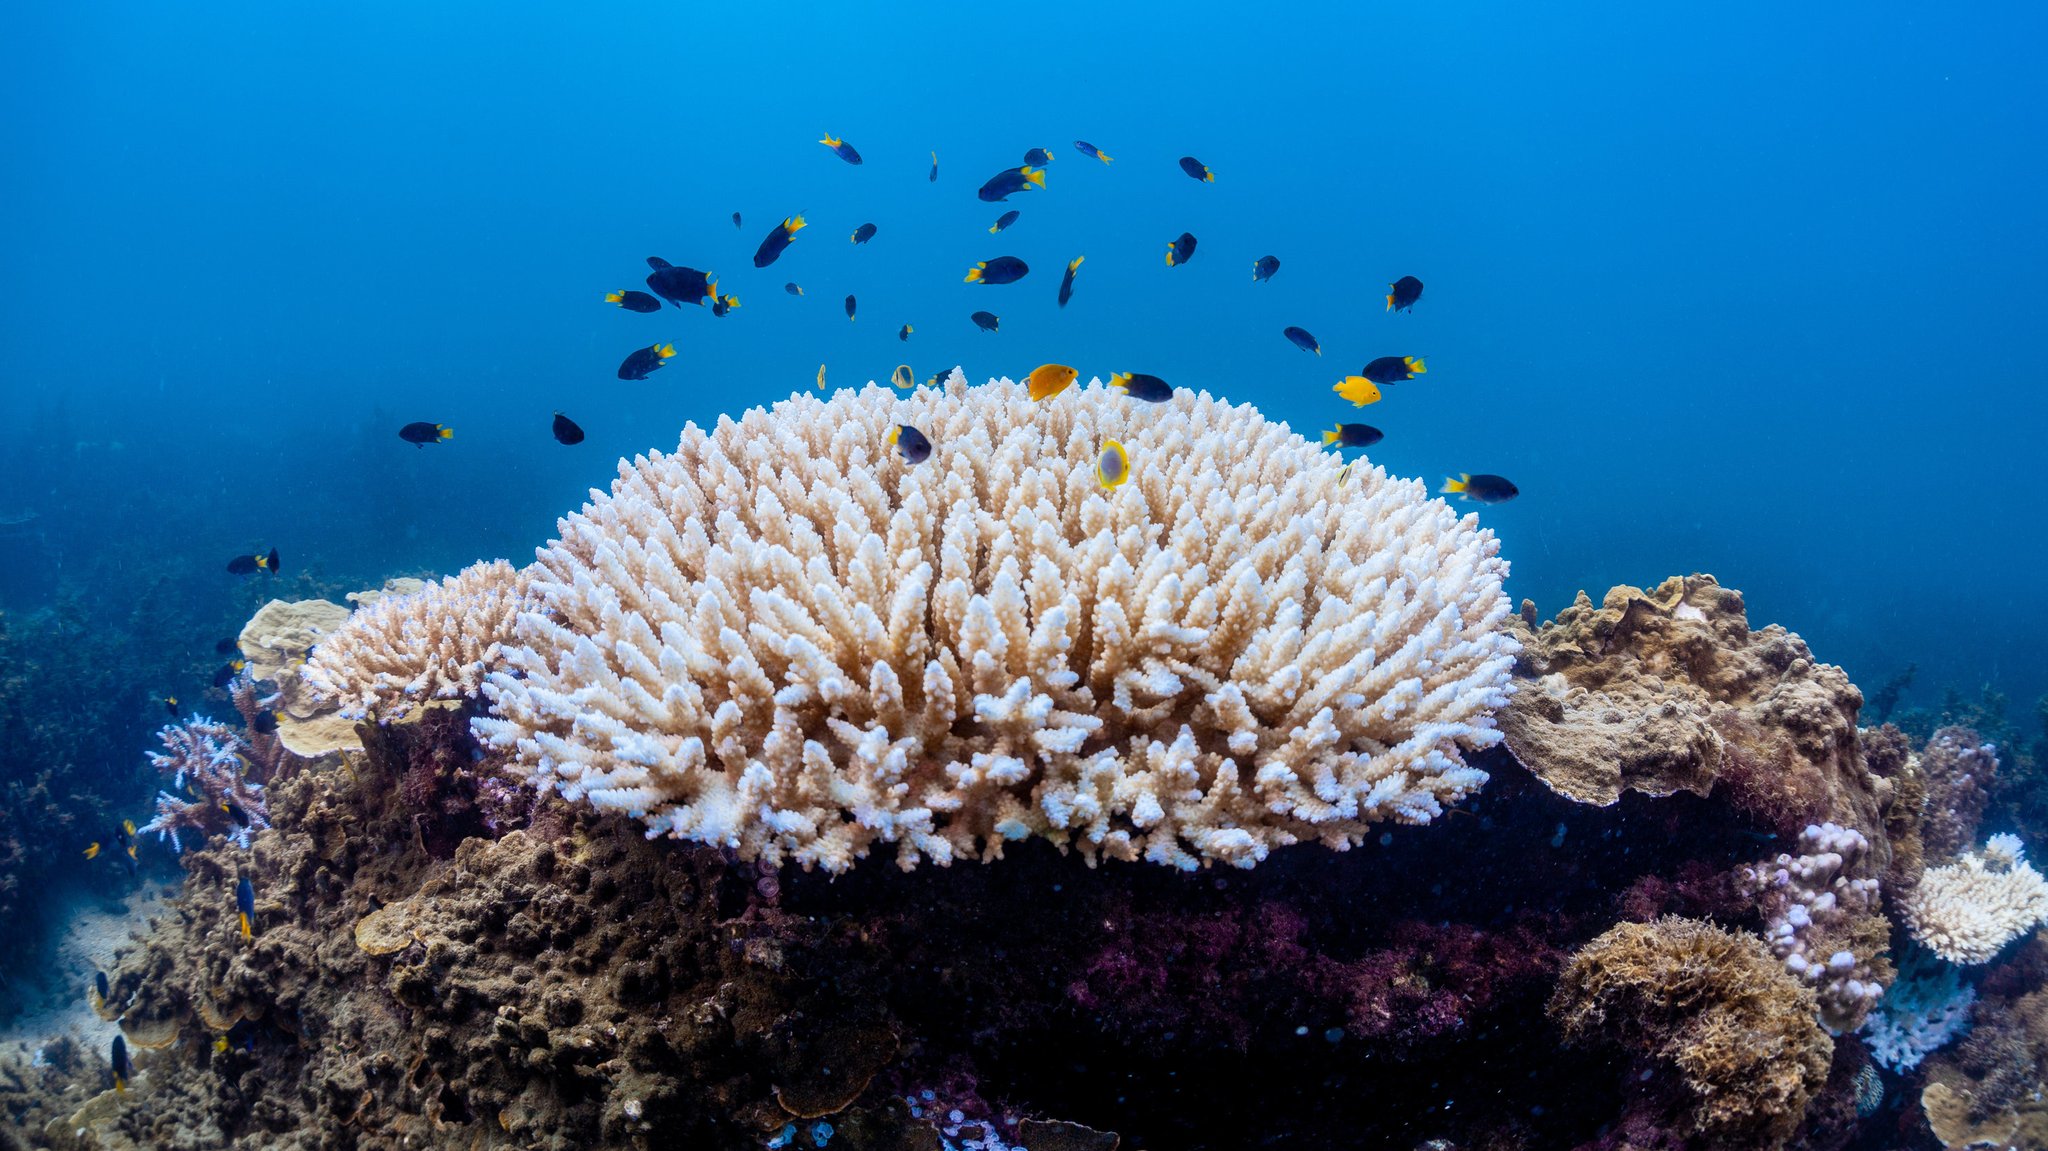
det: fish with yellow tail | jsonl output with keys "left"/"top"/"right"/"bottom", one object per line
{"left": 1109, "top": 372, "right": 1172, "bottom": 403}
{"left": 604, "top": 289, "right": 661, "bottom": 313}
{"left": 1359, "top": 355, "right": 1426, "bottom": 384}
{"left": 1333, "top": 376, "right": 1383, "bottom": 407}
{"left": 236, "top": 875, "right": 256, "bottom": 940}
{"left": 977, "top": 165, "right": 1045, "bottom": 203}
{"left": 752, "top": 215, "right": 807, "bottom": 268}
{"left": 1440, "top": 473, "right": 1519, "bottom": 504}
{"left": 1058, "top": 256, "right": 1083, "bottom": 307}
{"left": 1074, "top": 140, "right": 1113, "bottom": 163}
{"left": 1095, "top": 440, "right": 1131, "bottom": 489}
{"left": 1323, "top": 423, "right": 1383, "bottom": 449}
{"left": 617, "top": 344, "right": 675, "bottom": 381}
{"left": 886, "top": 424, "right": 932, "bottom": 464}
{"left": 111, "top": 1035, "right": 134, "bottom": 1093}
{"left": 1386, "top": 275, "right": 1424, "bottom": 312}
{"left": 1026, "top": 364, "right": 1079, "bottom": 402}
{"left": 1165, "top": 232, "right": 1197, "bottom": 267}
{"left": 965, "top": 256, "right": 1029, "bottom": 285}
{"left": 398, "top": 422, "right": 453, "bottom": 445}
{"left": 818, "top": 133, "right": 862, "bottom": 164}
{"left": 226, "top": 548, "right": 280, "bottom": 574}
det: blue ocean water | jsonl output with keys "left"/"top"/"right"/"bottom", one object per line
{"left": 2, "top": 0, "right": 2044, "bottom": 717}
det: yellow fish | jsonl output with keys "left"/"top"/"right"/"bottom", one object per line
{"left": 1026, "top": 364, "right": 1079, "bottom": 402}
{"left": 1333, "top": 376, "right": 1383, "bottom": 407}
{"left": 83, "top": 842, "right": 101, "bottom": 860}
{"left": 1095, "top": 440, "right": 1131, "bottom": 489}
{"left": 815, "top": 364, "right": 826, "bottom": 392}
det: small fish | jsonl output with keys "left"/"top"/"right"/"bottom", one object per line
{"left": 214, "top": 638, "right": 237, "bottom": 654}
{"left": 605, "top": 290, "right": 662, "bottom": 313}
{"left": 212, "top": 659, "right": 245, "bottom": 688}
{"left": 989, "top": 210, "right": 1020, "bottom": 234}
{"left": 213, "top": 1035, "right": 229, "bottom": 1054}
{"left": 844, "top": 295, "right": 857, "bottom": 321}
{"left": 617, "top": 343, "right": 676, "bottom": 381}
{"left": 162, "top": 696, "right": 179, "bottom": 718}
{"left": 84, "top": 841, "right": 101, "bottom": 860}
{"left": 552, "top": 412, "right": 585, "bottom": 445}
{"left": 751, "top": 216, "right": 807, "bottom": 268}
{"left": 1095, "top": 440, "right": 1131, "bottom": 489}
{"left": 251, "top": 710, "right": 280, "bottom": 735}
{"left": 1359, "top": 355, "right": 1426, "bottom": 384}
{"left": 819, "top": 133, "right": 862, "bottom": 165}
{"left": 1109, "top": 372, "right": 1172, "bottom": 403}
{"left": 1333, "top": 376, "right": 1384, "bottom": 407}
{"left": 398, "top": 422, "right": 452, "bottom": 446}
{"left": 644, "top": 257, "right": 717, "bottom": 307}
{"left": 784, "top": 282, "right": 804, "bottom": 296}
{"left": 887, "top": 424, "right": 932, "bottom": 464}
{"left": 1253, "top": 255, "right": 1280, "bottom": 282}
{"left": 891, "top": 364, "right": 915, "bottom": 390}
{"left": 1074, "top": 140, "right": 1112, "bottom": 163}
{"left": 732, "top": 211, "right": 742, "bottom": 229}
{"left": 226, "top": 548, "right": 281, "bottom": 575}
{"left": 815, "top": 364, "right": 826, "bottom": 391}
{"left": 1023, "top": 146, "right": 1054, "bottom": 166}
{"left": 899, "top": 323, "right": 913, "bottom": 342}
{"left": 710, "top": 293, "right": 739, "bottom": 317}
{"left": 1058, "top": 256, "right": 1083, "bottom": 307}
{"left": 1283, "top": 326, "right": 1321, "bottom": 355}
{"left": 965, "top": 256, "right": 1029, "bottom": 285}
{"left": 1441, "top": 473, "right": 1519, "bottom": 504}
{"left": 971, "top": 311, "right": 999, "bottom": 333}
{"left": 1386, "top": 275, "right": 1423, "bottom": 312}
{"left": 1339, "top": 461, "right": 1357, "bottom": 486}
{"left": 1323, "top": 423, "right": 1384, "bottom": 449}
{"left": 111, "top": 1035, "right": 134, "bottom": 1093}
{"left": 1165, "top": 232, "right": 1197, "bottom": 267}
{"left": 851, "top": 222, "right": 877, "bottom": 244}
{"left": 977, "top": 165, "right": 1045, "bottom": 203}
{"left": 924, "top": 370, "right": 949, "bottom": 387}
{"left": 221, "top": 800, "right": 250, "bottom": 829}
{"left": 1178, "top": 156, "right": 1214, "bottom": 182}
{"left": 929, "top": 151, "right": 939, "bottom": 182}
{"left": 1026, "top": 364, "right": 1078, "bottom": 402}
{"left": 94, "top": 970, "right": 109, "bottom": 1004}
{"left": 236, "top": 876, "right": 255, "bottom": 939}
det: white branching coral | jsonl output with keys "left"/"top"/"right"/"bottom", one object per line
{"left": 471, "top": 375, "right": 1517, "bottom": 872}
{"left": 137, "top": 716, "right": 269, "bottom": 851}
{"left": 1901, "top": 833, "right": 2048, "bottom": 964}
{"left": 303, "top": 559, "right": 534, "bottom": 720}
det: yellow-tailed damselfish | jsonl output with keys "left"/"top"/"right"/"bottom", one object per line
{"left": 990, "top": 210, "right": 1020, "bottom": 234}
{"left": 1283, "top": 326, "right": 1320, "bottom": 355}
{"left": 212, "top": 659, "right": 245, "bottom": 687}
{"left": 111, "top": 1035, "right": 134, "bottom": 1092}
{"left": 94, "top": 970, "right": 110, "bottom": 1006}
{"left": 1058, "top": 256, "right": 1083, "bottom": 307}
{"left": 971, "top": 311, "right": 999, "bottom": 333}
{"left": 965, "top": 256, "right": 1028, "bottom": 285}
{"left": 1166, "top": 232, "right": 1197, "bottom": 267}
{"left": 710, "top": 293, "right": 739, "bottom": 317}
{"left": 1359, "top": 355, "right": 1426, "bottom": 384}
{"left": 819, "top": 134, "right": 862, "bottom": 164}
{"left": 899, "top": 323, "right": 913, "bottom": 342}
{"left": 1387, "top": 275, "right": 1423, "bottom": 312}
{"left": 732, "top": 211, "right": 741, "bottom": 229}
{"left": 1095, "top": 440, "right": 1131, "bottom": 489}
{"left": 226, "top": 548, "right": 280, "bottom": 575}
{"left": 162, "top": 696, "right": 179, "bottom": 719}
{"left": 236, "top": 876, "right": 255, "bottom": 939}
{"left": 845, "top": 294, "right": 857, "bottom": 321}
{"left": 851, "top": 222, "right": 877, "bottom": 244}
{"left": 1178, "top": 156, "right": 1214, "bottom": 182}
{"left": 221, "top": 800, "right": 250, "bottom": 829}
{"left": 644, "top": 258, "right": 716, "bottom": 307}
{"left": 1441, "top": 473, "right": 1519, "bottom": 504}
{"left": 605, "top": 290, "right": 661, "bottom": 313}
{"left": 752, "top": 216, "right": 807, "bottom": 268}
{"left": 1074, "top": 140, "right": 1112, "bottom": 163}
{"left": 84, "top": 841, "right": 101, "bottom": 859}
{"left": 1253, "top": 255, "right": 1280, "bottom": 282}
{"left": 1026, "top": 364, "right": 1078, "bottom": 402}
{"left": 398, "top": 422, "right": 452, "bottom": 446}
{"left": 1333, "top": 376, "right": 1384, "bottom": 407}
{"left": 886, "top": 424, "right": 932, "bottom": 464}
{"left": 1323, "top": 423, "right": 1383, "bottom": 449}
{"left": 1109, "top": 372, "right": 1172, "bottom": 403}
{"left": 551, "top": 413, "right": 585, "bottom": 446}
{"left": 617, "top": 344, "right": 676, "bottom": 381}
{"left": 251, "top": 709, "right": 280, "bottom": 735}
{"left": 1024, "top": 147, "right": 1054, "bottom": 166}
{"left": 785, "top": 282, "right": 804, "bottom": 296}
{"left": 977, "top": 166, "right": 1045, "bottom": 203}
{"left": 891, "top": 364, "right": 915, "bottom": 390}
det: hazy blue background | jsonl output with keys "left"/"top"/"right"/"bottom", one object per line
{"left": 3, "top": 1, "right": 2044, "bottom": 717}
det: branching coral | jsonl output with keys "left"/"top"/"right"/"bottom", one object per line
{"left": 1861, "top": 948, "right": 1973, "bottom": 1073}
{"left": 302, "top": 559, "right": 534, "bottom": 720}
{"left": 1550, "top": 916, "right": 1832, "bottom": 1150}
{"left": 137, "top": 715, "right": 269, "bottom": 851}
{"left": 1740, "top": 822, "right": 1886, "bottom": 1032}
{"left": 1902, "top": 833, "right": 2048, "bottom": 964}
{"left": 455, "top": 376, "right": 1516, "bottom": 872}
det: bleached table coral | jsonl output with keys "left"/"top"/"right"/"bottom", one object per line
{"left": 462, "top": 375, "right": 1517, "bottom": 871}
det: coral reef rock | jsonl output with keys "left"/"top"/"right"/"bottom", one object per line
{"left": 455, "top": 376, "right": 1517, "bottom": 872}
{"left": 1550, "top": 916, "right": 1832, "bottom": 1150}
{"left": 1500, "top": 574, "right": 1886, "bottom": 849}
{"left": 1919, "top": 724, "right": 1999, "bottom": 861}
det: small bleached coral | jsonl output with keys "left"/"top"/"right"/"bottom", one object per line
{"left": 1903, "top": 834, "right": 2048, "bottom": 964}
{"left": 137, "top": 716, "right": 269, "bottom": 851}
{"left": 1860, "top": 948, "right": 1973, "bottom": 1073}
{"left": 1549, "top": 916, "right": 1831, "bottom": 1150}
{"left": 467, "top": 376, "right": 1516, "bottom": 872}
{"left": 303, "top": 559, "right": 534, "bottom": 720}
{"left": 1741, "top": 821, "right": 1886, "bottom": 1032}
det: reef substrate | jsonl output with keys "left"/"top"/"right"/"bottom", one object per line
{"left": 3, "top": 575, "right": 2037, "bottom": 1151}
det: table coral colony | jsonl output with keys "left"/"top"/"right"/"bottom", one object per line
{"left": 312, "top": 374, "right": 1518, "bottom": 871}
